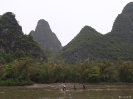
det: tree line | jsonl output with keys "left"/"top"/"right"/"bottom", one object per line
{"left": 0, "top": 58, "right": 133, "bottom": 86}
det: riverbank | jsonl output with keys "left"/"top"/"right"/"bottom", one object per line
{"left": 26, "top": 83, "right": 78, "bottom": 89}
{"left": 25, "top": 82, "right": 133, "bottom": 89}
{"left": 1, "top": 83, "right": 133, "bottom": 99}
{"left": 25, "top": 83, "right": 89, "bottom": 90}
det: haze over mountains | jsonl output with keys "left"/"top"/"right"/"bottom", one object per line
{"left": 54, "top": 2, "right": 133, "bottom": 64}
{"left": 0, "top": 12, "right": 47, "bottom": 62}
{"left": 0, "top": 2, "right": 133, "bottom": 65}
{"left": 30, "top": 19, "right": 62, "bottom": 53}
{"left": 1, "top": 2, "right": 133, "bottom": 86}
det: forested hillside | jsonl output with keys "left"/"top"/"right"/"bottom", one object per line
{"left": 0, "top": 12, "right": 48, "bottom": 85}
{"left": 54, "top": 26, "right": 104, "bottom": 64}
{"left": 0, "top": 12, "right": 47, "bottom": 62}
{"left": 30, "top": 19, "right": 62, "bottom": 53}
{"left": 104, "top": 2, "right": 133, "bottom": 61}
{"left": 54, "top": 2, "right": 133, "bottom": 64}
{"left": 1, "top": 2, "right": 133, "bottom": 86}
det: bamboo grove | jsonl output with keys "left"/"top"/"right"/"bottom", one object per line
{"left": 0, "top": 58, "right": 133, "bottom": 86}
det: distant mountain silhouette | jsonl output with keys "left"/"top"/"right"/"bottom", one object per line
{"left": 30, "top": 19, "right": 62, "bottom": 53}
{"left": 0, "top": 12, "right": 47, "bottom": 62}
{"left": 107, "top": 2, "right": 133, "bottom": 43}
{"left": 54, "top": 2, "right": 133, "bottom": 64}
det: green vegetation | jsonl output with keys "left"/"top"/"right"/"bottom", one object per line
{"left": 0, "top": 12, "right": 47, "bottom": 62}
{"left": 54, "top": 2, "right": 133, "bottom": 64}
{"left": 30, "top": 19, "right": 62, "bottom": 53}
{"left": 0, "top": 12, "right": 48, "bottom": 85}
{"left": 1, "top": 58, "right": 133, "bottom": 85}
{"left": 53, "top": 26, "right": 104, "bottom": 64}
{"left": 1, "top": 2, "right": 133, "bottom": 85}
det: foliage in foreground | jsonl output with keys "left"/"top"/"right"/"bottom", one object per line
{"left": 1, "top": 58, "right": 133, "bottom": 86}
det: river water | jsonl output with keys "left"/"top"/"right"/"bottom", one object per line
{"left": 0, "top": 84, "right": 133, "bottom": 99}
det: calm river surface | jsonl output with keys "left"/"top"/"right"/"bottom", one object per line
{"left": 0, "top": 84, "right": 133, "bottom": 99}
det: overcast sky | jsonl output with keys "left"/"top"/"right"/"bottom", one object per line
{"left": 0, "top": 0, "right": 133, "bottom": 46}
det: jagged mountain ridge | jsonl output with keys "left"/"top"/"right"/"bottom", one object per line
{"left": 30, "top": 19, "right": 62, "bottom": 53}
{"left": 61, "top": 26, "right": 104, "bottom": 62}
{"left": 54, "top": 2, "right": 133, "bottom": 64}
{"left": 122, "top": 2, "right": 133, "bottom": 16}
{"left": 1, "top": 2, "right": 133, "bottom": 64}
{"left": 0, "top": 12, "right": 47, "bottom": 62}
{"left": 107, "top": 2, "right": 133, "bottom": 41}
{"left": 0, "top": 12, "right": 23, "bottom": 52}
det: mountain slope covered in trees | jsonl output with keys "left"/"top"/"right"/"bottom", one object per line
{"left": 0, "top": 12, "right": 47, "bottom": 63}
{"left": 1, "top": 2, "right": 133, "bottom": 85}
{"left": 54, "top": 2, "right": 133, "bottom": 64}
{"left": 0, "top": 12, "right": 49, "bottom": 85}
{"left": 54, "top": 26, "right": 105, "bottom": 64}
{"left": 30, "top": 19, "right": 62, "bottom": 53}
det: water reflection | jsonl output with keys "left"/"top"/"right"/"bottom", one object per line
{"left": 0, "top": 84, "right": 133, "bottom": 99}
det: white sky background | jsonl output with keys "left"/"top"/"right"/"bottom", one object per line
{"left": 0, "top": 0, "right": 133, "bottom": 46}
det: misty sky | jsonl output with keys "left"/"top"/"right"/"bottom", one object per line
{"left": 0, "top": 0, "right": 133, "bottom": 46}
